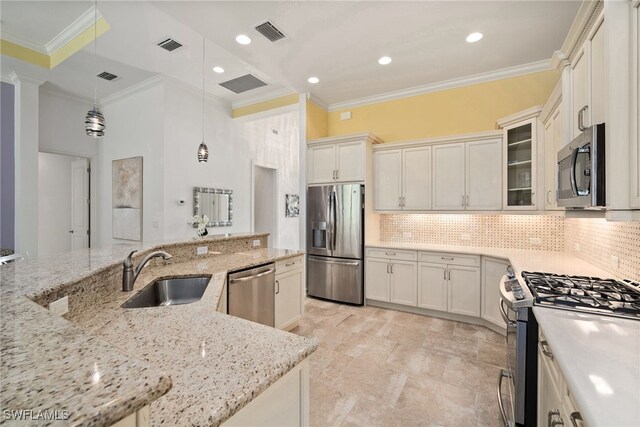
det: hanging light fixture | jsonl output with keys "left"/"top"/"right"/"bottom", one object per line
{"left": 197, "top": 37, "right": 209, "bottom": 162}
{"left": 85, "top": 0, "right": 105, "bottom": 138}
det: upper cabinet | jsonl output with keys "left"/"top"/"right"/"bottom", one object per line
{"left": 497, "top": 108, "right": 543, "bottom": 211}
{"left": 541, "top": 83, "right": 563, "bottom": 211}
{"left": 432, "top": 143, "right": 466, "bottom": 210}
{"left": 632, "top": 1, "right": 640, "bottom": 209}
{"left": 308, "top": 133, "right": 383, "bottom": 185}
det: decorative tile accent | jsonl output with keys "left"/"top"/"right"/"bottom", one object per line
{"left": 380, "top": 214, "right": 565, "bottom": 251}
{"left": 564, "top": 218, "right": 640, "bottom": 281}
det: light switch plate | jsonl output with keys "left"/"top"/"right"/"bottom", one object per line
{"left": 252, "top": 239, "right": 261, "bottom": 247}
{"left": 197, "top": 246, "right": 208, "bottom": 255}
{"left": 574, "top": 243, "right": 581, "bottom": 252}
{"left": 529, "top": 237, "right": 542, "bottom": 246}
{"left": 611, "top": 255, "right": 619, "bottom": 268}
{"left": 49, "top": 296, "right": 69, "bottom": 316}
{"left": 403, "top": 232, "right": 412, "bottom": 239}
{"left": 460, "top": 233, "right": 471, "bottom": 241}
{"left": 340, "top": 111, "right": 352, "bottom": 120}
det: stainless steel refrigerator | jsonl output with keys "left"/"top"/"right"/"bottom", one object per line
{"left": 307, "top": 184, "right": 364, "bottom": 305}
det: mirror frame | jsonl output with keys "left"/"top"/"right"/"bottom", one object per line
{"left": 193, "top": 187, "right": 233, "bottom": 227}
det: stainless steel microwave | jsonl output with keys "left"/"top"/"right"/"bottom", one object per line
{"left": 557, "top": 123, "right": 605, "bottom": 208}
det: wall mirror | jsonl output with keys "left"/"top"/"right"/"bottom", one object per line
{"left": 193, "top": 187, "right": 233, "bottom": 227}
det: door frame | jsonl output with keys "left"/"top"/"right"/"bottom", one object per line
{"left": 39, "top": 149, "right": 96, "bottom": 248}
{"left": 250, "top": 161, "right": 279, "bottom": 247}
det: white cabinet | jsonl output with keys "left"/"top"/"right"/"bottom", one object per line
{"left": 275, "top": 256, "right": 304, "bottom": 331}
{"left": 432, "top": 143, "right": 466, "bottom": 210}
{"left": 365, "top": 249, "right": 417, "bottom": 306}
{"left": 373, "top": 146, "right": 431, "bottom": 210}
{"left": 543, "top": 96, "right": 563, "bottom": 210}
{"left": 466, "top": 139, "right": 502, "bottom": 210}
{"left": 417, "top": 252, "right": 481, "bottom": 317}
{"left": 632, "top": 2, "right": 640, "bottom": 208}
{"left": 502, "top": 118, "right": 538, "bottom": 210}
{"left": 112, "top": 407, "right": 149, "bottom": 427}
{"left": 570, "top": 49, "right": 589, "bottom": 139}
{"left": 308, "top": 134, "right": 382, "bottom": 185}
{"left": 481, "top": 257, "right": 509, "bottom": 329}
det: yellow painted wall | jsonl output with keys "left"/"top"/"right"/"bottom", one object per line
{"left": 327, "top": 70, "right": 559, "bottom": 142}
{"left": 306, "top": 99, "right": 328, "bottom": 140}
{"left": 232, "top": 93, "right": 299, "bottom": 118}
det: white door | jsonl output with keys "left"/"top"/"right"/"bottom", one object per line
{"left": 466, "top": 139, "right": 502, "bottom": 210}
{"left": 571, "top": 49, "right": 589, "bottom": 139}
{"left": 365, "top": 258, "right": 390, "bottom": 302}
{"left": 336, "top": 141, "right": 365, "bottom": 182}
{"left": 275, "top": 268, "right": 303, "bottom": 330}
{"left": 481, "top": 257, "right": 509, "bottom": 328}
{"left": 373, "top": 150, "right": 402, "bottom": 210}
{"left": 253, "top": 165, "right": 277, "bottom": 247}
{"left": 589, "top": 19, "right": 605, "bottom": 126}
{"left": 308, "top": 144, "right": 336, "bottom": 184}
{"left": 403, "top": 146, "right": 432, "bottom": 210}
{"left": 389, "top": 260, "right": 417, "bottom": 306}
{"left": 417, "top": 262, "right": 448, "bottom": 311}
{"left": 432, "top": 143, "right": 465, "bottom": 210}
{"left": 70, "top": 158, "right": 89, "bottom": 250}
{"left": 448, "top": 265, "right": 481, "bottom": 316}
{"left": 537, "top": 346, "right": 565, "bottom": 427}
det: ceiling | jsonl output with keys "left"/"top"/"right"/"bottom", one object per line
{"left": 1, "top": 1, "right": 581, "bottom": 108}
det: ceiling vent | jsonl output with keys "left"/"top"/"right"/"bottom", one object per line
{"left": 219, "top": 74, "right": 268, "bottom": 94}
{"left": 97, "top": 71, "right": 118, "bottom": 81}
{"left": 255, "top": 21, "right": 286, "bottom": 42}
{"left": 157, "top": 38, "right": 183, "bottom": 52}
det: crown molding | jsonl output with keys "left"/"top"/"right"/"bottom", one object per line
{"left": 101, "top": 74, "right": 165, "bottom": 106}
{"left": 0, "top": 31, "right": 48, "bottom": 54}
{"left": 551, "top": 50, "right": 570, "bottom": 71}
{"left": 40, "top": 86, "right": 92, "bottom": 105}
{"left": 496, "top": 105, "right": 543, "bottom": 128}
{"left": 558, "top": 0, "right": 603, "bottom": 64}
{"left": 231, "top": 87, "right": 297, "bottom": 110}
{"left": 46, "top": 6, "right": 103, "bottom": 53}
{"left": 308, "top": 132, "right": 383, "bottom": 146}
{"left": 306, "top": 93, "right": 328, "bottom": 111}
{"left": 326, "top": 59, "right": 552, "bottom": 112}
{"left": 6, "top": 71, "right": 46, "bottom": 86}
{"left": 232, "top": 103, "right": 300, "bottom": 122}
{"left": 162, "top": 74, "right": 231, "bottom": 108}
{"left": 373, "top": 130, "right": 503, "bottom": 151}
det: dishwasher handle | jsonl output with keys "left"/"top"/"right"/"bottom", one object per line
{"left": 229, "top": 268, "right": 275, "bottom": 283}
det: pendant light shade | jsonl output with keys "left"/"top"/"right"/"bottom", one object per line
{"left": 197, "top": 141, "right": 209, "bottom": 162}
{"left": 85, "top": 106, "right": 105, "bottom": 138}
{"left": 86, "top": 0, "right": 105, "bottom": 139}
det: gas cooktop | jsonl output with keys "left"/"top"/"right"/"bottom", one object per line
{"left": 521, "top": 271, "right": 640, "bottom": 320}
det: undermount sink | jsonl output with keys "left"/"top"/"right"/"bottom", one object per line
{"left": 122, "top": 276, "right": 211, "bottom": 308}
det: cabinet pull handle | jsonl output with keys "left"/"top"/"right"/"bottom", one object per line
{"left": 461, "top": 194, "right": 465, "bottom": 207}
{"left": 540, "top": 340, "right": 554, "bottom": 360}
{"left": 441, "top": 256, "right": 454, "bottom": 261}
{"left": 443, "top": 268, "right": 447, "bottom": 280}
{"left": 399, "top": 196, "right": 402, "bottom": 208}
{"left": 390, "top": 263, "right": 394, "bottom": 274}
{"left": 285, "top": 261, "right": 296, "bottom": 267}
{"left": 578, "top": 105, "right": 589, "bottom": 132}
{"left": 385, "top": 252, "right": 396, "bottom": 256}
{"left": 547, "top": 190, "right": 551, "bottom": 204}
{"left": 569, "top": 412, "right": 583, "bottom": 427}
{"left": 275, "top": 280, "right": 280, "bottom": 295}
{"left": 386, "top": 263, "right": 390, "bottom": 274}
{"left": 448, "top": 269, "right": 451, "bottom": 280}
{"left": 336, "top": 169, "right": 339, "bottom": 180}
{"left": 531, "top": 192, "right": 535, "bottom": 206}
{"left": 466, "top": 194, "right": 469, "bottom": 207}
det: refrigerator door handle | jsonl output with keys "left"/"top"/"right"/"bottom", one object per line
{"left": 327, "top": 191, "right": 333, "bottom": 251}
{"left": 331, "top": 191, "right": 337, "bottom": 251}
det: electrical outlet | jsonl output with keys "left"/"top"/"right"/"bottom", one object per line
{"left": 460, "top": 233, "right": 471, "bottom": 241}
{"left": 196, "top": 246, "right": 208, "bottom": 255}
{"left": 574, "top": 243, "right": 581, "bottom": 252}
{"left": 49, "top": 296, "right": 69, "bottom": 316}
{"left": 403, "top": 232, "right": 412, "bottom": 239}
{"left": 252, "top": 239, "right": 261, "bottom": 247}
{"left": 529, "top": 237, "right": 542, "bottom": 246}
{"left": 611, "top": 255, "right": 620, "bottom": 268}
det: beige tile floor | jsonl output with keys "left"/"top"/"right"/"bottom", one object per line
{"left": 291, "top": 297, "right": 506, "bottom": 427}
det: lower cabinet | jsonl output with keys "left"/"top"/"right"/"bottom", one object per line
{"left": 417, "top": 263, "right": 448, "bottom": 311}
{"left": 365, "top": 256, "right": 417, "bottom": 306}
{"left": 111, "top": 407, "right": 149, "bottom": 427}
{"left": 275, "top": 256, "right": 304, "bottom": 331}
{"left": 417, "top": 262, "right": 480, "bottom": 316}
{"left": 481, "top": 257, "right": 510, "bottom": 328}
{"left": 223, "top": 359, "right": 309, "bottom": 427}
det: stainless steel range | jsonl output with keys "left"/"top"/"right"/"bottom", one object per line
{"left": 498, "top": 269, "right": 640, "bottom": 427}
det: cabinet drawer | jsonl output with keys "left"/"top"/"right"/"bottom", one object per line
{"left": 276, "top": 255, "right": 304, "bottom": 275}
{"left": 418, "top": 251, "right": 480, "bottom": 267}
{"left": 366, "top": 247, "right": 417, "bottom": 261}
{"left": 538, "top": 329, "right": 563, "bottom": 391}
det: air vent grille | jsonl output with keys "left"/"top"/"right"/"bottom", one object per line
{"left": 97, "top": 71, "right": 118, "bottom": 81}
{"left": 157, "top": 38, "right": 183, "bottom": 52}
{"left": 255, "top": 21, "right": 286, "bottom": 42}
{"left": 219, "top": 74, "right": 268, "bottom": 94}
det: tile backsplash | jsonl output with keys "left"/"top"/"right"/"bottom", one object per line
{"left": 380, "top": 214, "right": 565, "bottom": 251}
{"left": 564, "top": 218, "right": 640, "bottom": 281}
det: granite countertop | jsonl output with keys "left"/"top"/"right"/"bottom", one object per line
{"left": 367, "top": 241, "right": 639, "bottom": 425}
{"left": 1, "top": 234, "right": 316, "bottom": 426}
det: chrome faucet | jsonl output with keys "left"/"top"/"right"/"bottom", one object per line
{"left": 122, "top": 250, "right": 173, "bottom": 292}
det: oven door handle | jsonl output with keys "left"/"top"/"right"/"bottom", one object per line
{"left": 500, "top": 299, "right": 517, "bottom": 330}
{"left": 497, "top": 369, "right": 513, "bottom": 427}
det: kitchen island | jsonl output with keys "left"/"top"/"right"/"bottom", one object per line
{"left": 0, "top": 233, "right": 316, "bottom": 426}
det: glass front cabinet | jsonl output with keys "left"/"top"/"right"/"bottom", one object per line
{"left": 502, "top": 118, "right": 537, "bottom": 210}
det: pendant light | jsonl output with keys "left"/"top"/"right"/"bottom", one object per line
{"left": 197, "top": 37, "right": 209, "bottom": 162}
{"left": 85, "top": 0, "right": 105, "bottom": 138}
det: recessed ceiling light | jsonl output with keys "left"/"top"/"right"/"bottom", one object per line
{"left": 235, "top": 34, "right": 251, "bottom": 45}
{"left": 378, "top": 56, "right": 392, "bottom": 65}
{"left": 212, "top": 66, "right": 225, "bottom": 73}
{"left": 466, "top": 32, "right": 484, "bottom": 43}
{"left": 307, "top": 76, "right": 319, "bottom": 84}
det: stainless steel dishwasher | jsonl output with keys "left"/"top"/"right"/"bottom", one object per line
{"left": 227, "top": 262, "right": 276, "bottom": 327}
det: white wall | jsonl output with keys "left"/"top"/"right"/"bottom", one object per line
{"left": 98, "top": 81, "right": 165, "bottom": 246}
{"left": 254, "top": 165, "right": 276, "bottom": 247}
{"left": 162, "top": 79, "right": 246, "bottom": 240}
{"left": 38, "top": 152, "right": 73, "bottom": 256}
{"left": 239, "top": 108, "right": 301, "bottom": 250}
